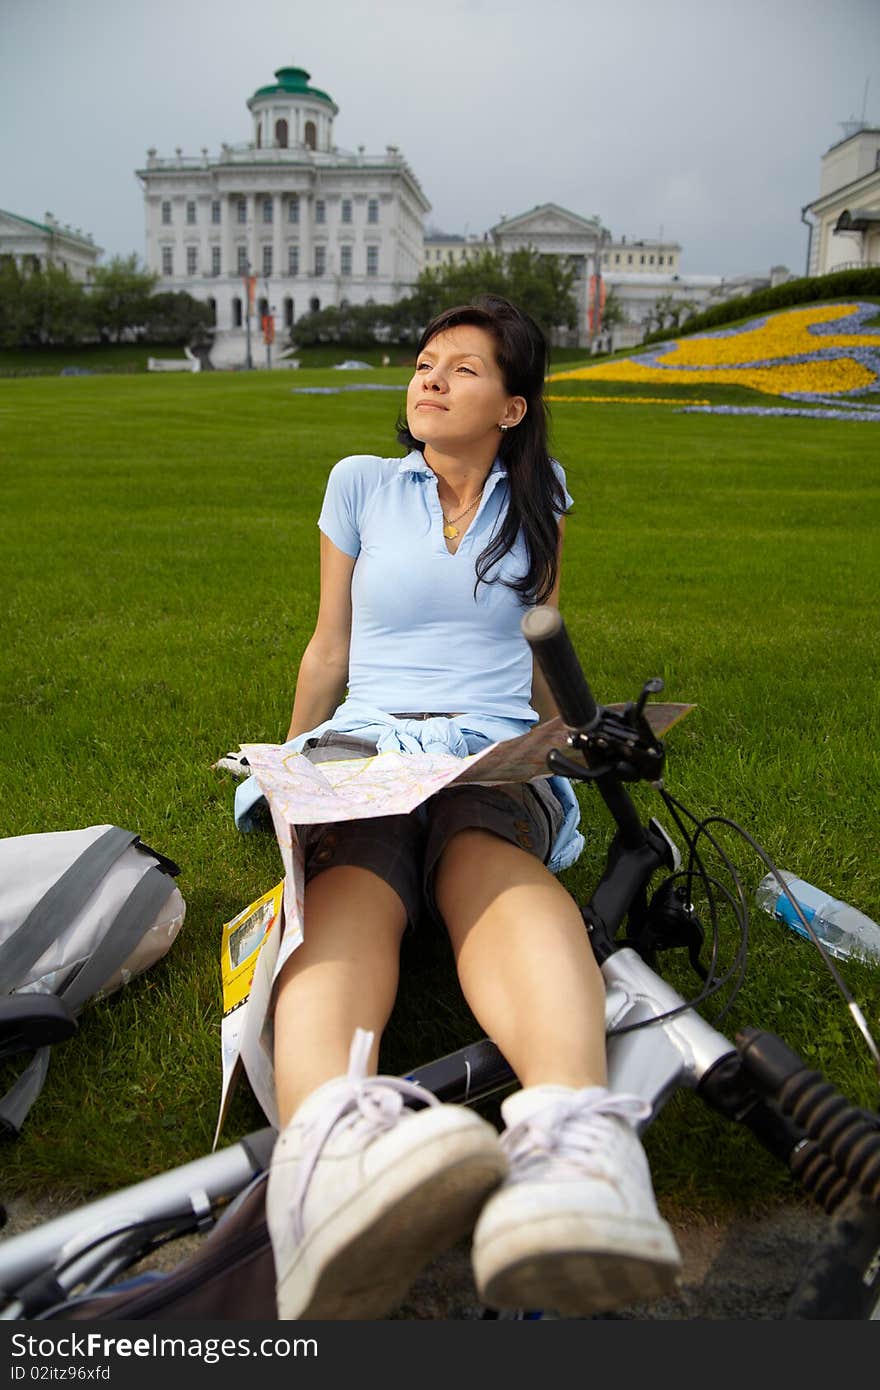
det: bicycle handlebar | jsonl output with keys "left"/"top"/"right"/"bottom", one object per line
{"left": 521, "top": 606, "right": 599, "bottom": 730}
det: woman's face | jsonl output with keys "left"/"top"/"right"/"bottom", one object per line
{"left": 405, "top": 323, "right": 526, "bottom": 455}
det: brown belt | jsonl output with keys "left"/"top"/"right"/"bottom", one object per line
{"left": 390, "top": 712, "right": 461, "bottom": 721}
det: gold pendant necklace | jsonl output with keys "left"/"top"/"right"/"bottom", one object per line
{"left": 442, "top": 489, "right": 483, "bottom": 541}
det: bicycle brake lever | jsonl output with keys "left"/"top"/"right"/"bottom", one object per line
{"left": 547, "top": 748, "right": 607, "bottom": 781}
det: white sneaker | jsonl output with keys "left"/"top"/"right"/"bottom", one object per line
{"left": 472, "top": 1084, "right": 682, "bottom": 1316}
{"left": 266, "top": 1028, "right": 508, "bottom": 1320}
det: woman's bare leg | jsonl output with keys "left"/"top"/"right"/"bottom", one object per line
{"left": 433, "top": 828, "right": 606, "bottom": 1086}
{"left": 435, "top": 828, "right": 681, "bottom": 1316}
{"left": 272, "top": 865, "right": 408, "bottom": 1125}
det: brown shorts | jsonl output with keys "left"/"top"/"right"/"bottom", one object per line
{"left": 296, "top": 730, "right": 565, "bottom": 927}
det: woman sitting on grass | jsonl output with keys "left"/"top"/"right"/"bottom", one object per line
{"left": 255, "top": 294, "right": 682, "bottom": 1319}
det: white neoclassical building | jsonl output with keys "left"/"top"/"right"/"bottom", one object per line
{"left": 488, "top": 204, "right": 743, "bottom": 349}
{"left": 0, "top": 209, "right": 102, "bottom": 281}
{"left": 802, "top": 123, "right": 880, "bottom": 276}
{"left": 136, "top": 66, "right": 431, "bottom": 365}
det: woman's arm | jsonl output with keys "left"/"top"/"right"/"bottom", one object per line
{"left": 530, "top": 518, "right": 565, "bottom": 724}
{"left": 286, "top": 533, "right": 357, "bottom": 741}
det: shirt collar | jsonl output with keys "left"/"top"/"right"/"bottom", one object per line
{"left": 397, "top": 449, "right": 508, "bottom": 481}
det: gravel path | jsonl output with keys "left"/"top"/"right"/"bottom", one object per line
{"left": 1, "top": 1195, "right": 828, "bottom": 1320}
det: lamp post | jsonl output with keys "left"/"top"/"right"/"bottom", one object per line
{"left": 263, "top": 277, "right": 274, "bottom": 370}
{"left": 590, "top": 226, "right": 610, "bottom": 355}
{"left": 243, "top": 256, "right": 254, "bottom": 370}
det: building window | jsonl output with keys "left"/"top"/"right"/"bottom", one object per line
{"left": 237, "top": 245, "right": 248, "bottom": 274}
{"left": 640, "top": 255, "right": 645, "bottom": 265}
{"left": 211, "top": 246, "right": 221, "bottom": 276}
{"left": 262, "top": 245, "right": 273, "bottom": 276}
{"left": 211, "top": 200, "right": 221, "bottom": 225}
{"left": 275, "top": 118, "right": 288, "bottom": 148}
{"left": 186, "top": 201, "right": 197, "bottom": 225}
{"left": 657, "top": 254, "right": 664, "bottom": 266}
{"left": 649, "top": 254, "right": 655, "bottom": 265}
{"left": 288, "top": 196, "right": 299, "bottom": 224}
{"left": 288, "top": 244, "right": 299, "bottom": 276}
{"left": 315, "top": 200, "right": 326, "bottom": 224}
{"left": 340, "top": 244, "right": 352, "bottom": 276}
{"left": 186, "top": 245, "right": 198, "bottom": 275}
{"left": 341, "top": 199, "right": 352, "bottom": 224}
{"left": 237, "top": 198, "right": 247, "bottom": 224}
{"left": 262, "top": 198, "right": 273, "bottom": 224}
{"left": 207, "top": 297, "right": 216, "bottom": 325}
{"left": 367, "top": 198, "right": 379, "bottom": 224}
{"left": 304, "top": 120, "right": 317, "bottom": 150}
{"left": 627, "top": 254, "right": 633, "bottom": 265}
{"left": 258, "top": 297, "right": 269, "bottom": 319}
{"left": 161, "top": 200, "right": 172, "bottom": 225}
{"left": 310, "top": 295, "right": 320, "bottom": 311}
{"left": 232, "top": 297, "right": 242, "bottom": 327}
{"left": 315, "top": 245, "right": 326, "bottom": 276}
{"left": 615, "top": 253, "right": 621, "bottom": 264}
{"left": 366, "top": 245, "right": 379, "bottom": 277}
{"left": 284, "top": 296, "right": 294, "bottom": 327}
{"left": 162, "top": 246, "right": 173, "bottom": 276}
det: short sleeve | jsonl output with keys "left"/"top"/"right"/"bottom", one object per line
{"left": 317, "top": 456, "right": 367, "bottom": 558}
{"left": 551, "top": 459, "right": 574, "bottom": 515}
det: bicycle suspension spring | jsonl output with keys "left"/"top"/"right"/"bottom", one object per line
{"left": 737, "top": 1028, "right": 880, "bottom": 1210}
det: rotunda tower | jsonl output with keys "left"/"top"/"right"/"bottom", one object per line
{"left": 246, "top": 66, "right": 339, "bottom": 152}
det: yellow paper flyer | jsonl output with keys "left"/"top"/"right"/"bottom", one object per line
{"left": 221, "top": 882, "right": 283, "bottom": 1016}
{"left": 214, "top": 881, "right": 283, "bottom": 1148}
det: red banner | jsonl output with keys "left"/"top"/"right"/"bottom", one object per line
{"left": 587, "top": 274, "right": 607, "bottom": 333}
{"left": 262, "top": 314, "right": 275, "bottom": 345}
{"left": 242, "top": 275, "right": 256, "bottom": 309}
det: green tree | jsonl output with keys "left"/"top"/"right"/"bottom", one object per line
{"left": 0, "top": 257, "right": 27, "bottom": 347}
{"left": 89, "top": 254, "right": 157, "bottom": 342}
{"left": 647, "top": 293, "right": 700, "bottom": 337}
{"left": 600, "top": 288, "right": 625, "bottom": 330}
{"left": 290, "top": 248, "right": 579, "bottom": 351}
{"left": 402, "top": 247, "right": 577, "bottom": 341}
{"left": 142, "top": 291, "right": 213, "bottom": 344}
{"left": 0, "top": 259, "right": 93, "bottom": 346}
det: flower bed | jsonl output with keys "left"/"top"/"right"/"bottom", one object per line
{"left": 548, "top": 302, "right": 880, "bottom": 412}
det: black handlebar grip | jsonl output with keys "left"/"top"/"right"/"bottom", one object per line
{"left": 521, "top": 607, "right": 599, "bottom": 730}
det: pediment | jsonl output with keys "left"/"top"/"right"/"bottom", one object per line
{"left": 0, "top": 209, "right": 39, "bottom": 237}
{"left": 492, "top": 202, "right": 601, "bottom": 239}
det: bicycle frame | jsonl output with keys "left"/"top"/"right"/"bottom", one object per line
{"left": 1, "top": 613, "right": 877, "bottom": 1318}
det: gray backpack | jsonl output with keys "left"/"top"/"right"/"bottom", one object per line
{"left": 0, "top": 825, "right": 185, "bottom": 1137}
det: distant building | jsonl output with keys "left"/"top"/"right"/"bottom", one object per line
{"left": 135, "top": 65, "right": 430, "bottom": 366}
{"left": 422, "top": 231, "right": 490, "bottom": 269}
{"left": 490, "top": 204, "right": 607, "bottom": 347}
{"left": 487, "top": 203, "right": 782, "bottom": 349}
{"left": 802, "top": 123, "right": 880, "bottom": 276}
{"left": 0, "top": 209, "right": 102, "bottom": 281}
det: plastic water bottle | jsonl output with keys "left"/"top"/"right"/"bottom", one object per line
{"left": 755, "top": 871, "right": 880, "bottom": 964}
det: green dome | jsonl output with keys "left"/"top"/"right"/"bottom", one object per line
{"left": 249, "top": 66, "right": 336, "bottom": 110}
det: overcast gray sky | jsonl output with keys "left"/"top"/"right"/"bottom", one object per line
{"left": 3, "top": 0, "right": 878, "bottom": 277}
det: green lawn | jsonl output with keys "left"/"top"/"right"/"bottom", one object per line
{"left": 1, "top": 369, "right": 878, "bottom": 1221}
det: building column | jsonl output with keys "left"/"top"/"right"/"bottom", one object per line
{"left": 273, "top": 192, "right": 283, "bottom": 295}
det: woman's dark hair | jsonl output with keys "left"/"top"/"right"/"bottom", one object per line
{"left": 396, "top": 294, "right": 568, "bottom": 605}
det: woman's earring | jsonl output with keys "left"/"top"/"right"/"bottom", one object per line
{"left": 499, "top": 423, "right": 509, "bottom": 432}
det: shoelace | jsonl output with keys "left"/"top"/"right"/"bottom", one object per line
{"left": 501, "top": 1087, "right": 652, "bottom": 1184}
{"left": 289, "top": 1027, "right": 440, "bottom": 1243}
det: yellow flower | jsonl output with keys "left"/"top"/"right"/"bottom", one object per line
{"left": 547, "top": 304, "right": 879, "bottom": 397}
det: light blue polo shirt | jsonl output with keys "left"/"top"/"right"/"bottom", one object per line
{"left": 319, "top": 449, "right": 572, "bottom": 719}
{"left": 234, "top": 449, "right": 584, "bottom": 871}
